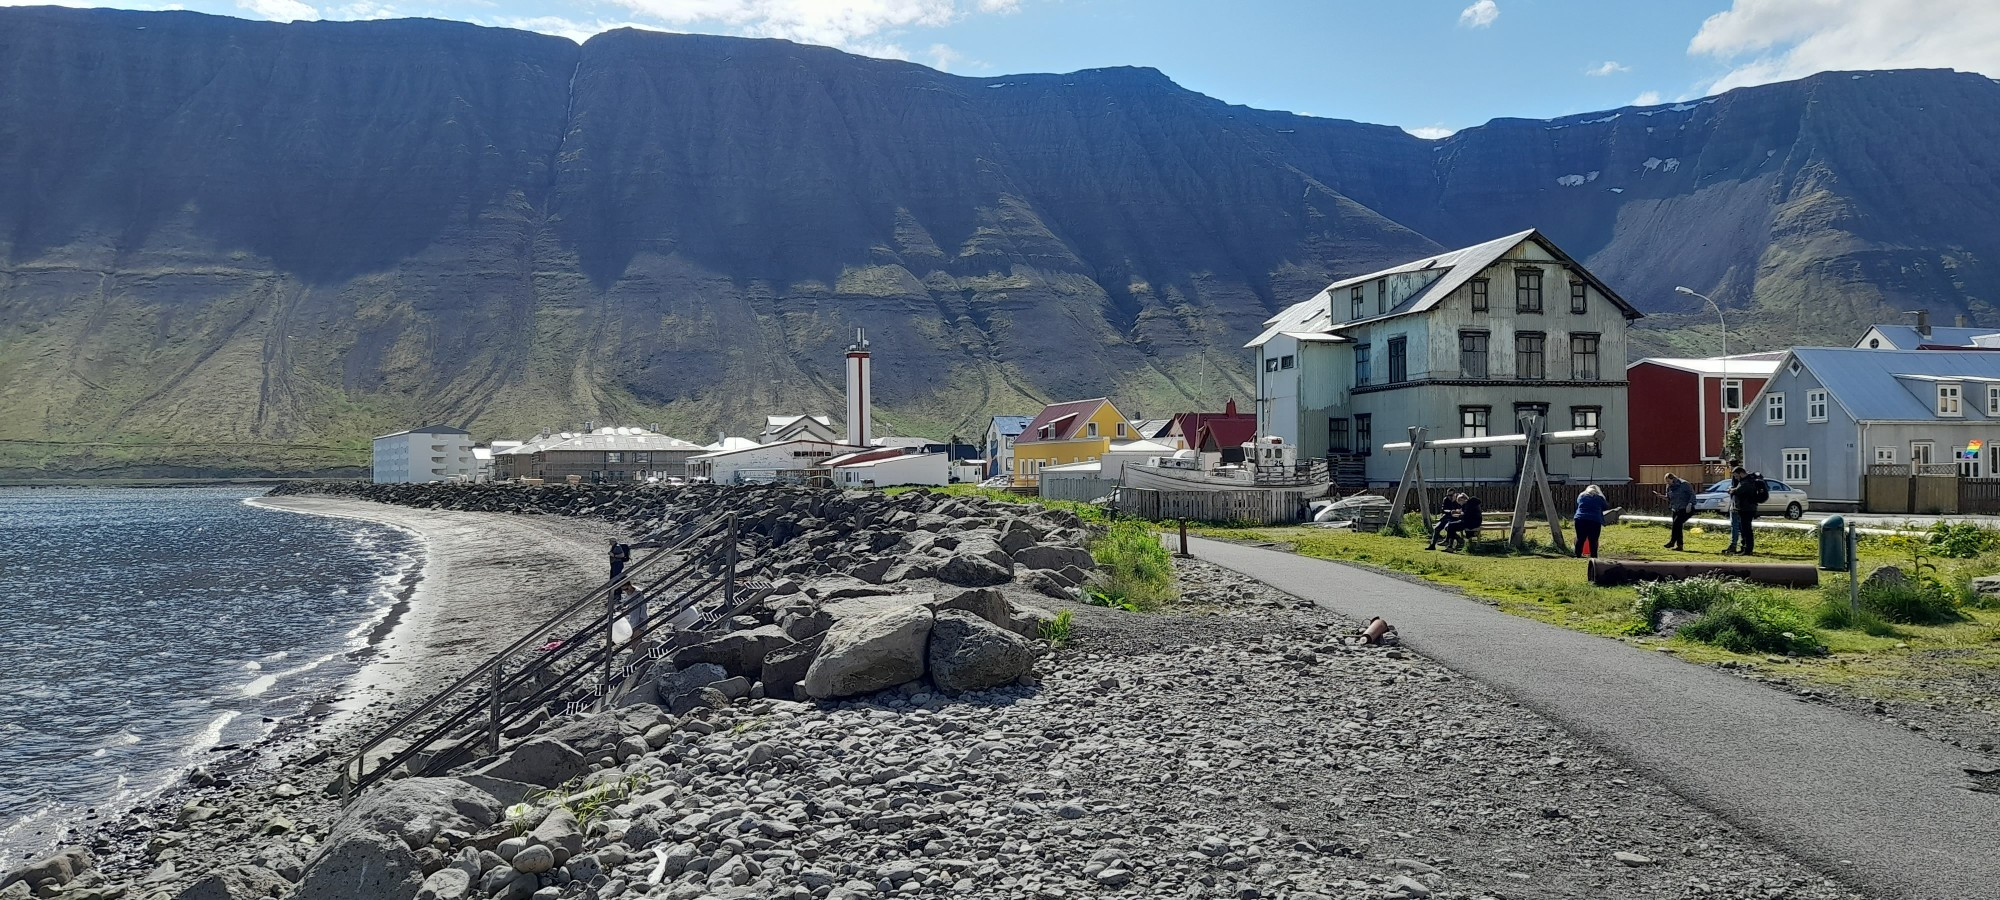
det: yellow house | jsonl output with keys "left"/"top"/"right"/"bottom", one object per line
{"left": 1011, "top": 397, "right": 1132, "bottom": 484}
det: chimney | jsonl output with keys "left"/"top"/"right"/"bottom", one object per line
{"left": 1916, "top": 310, "right": 1931, "bottom": 337}
{"left": 1224, "top": 398, "right": 1238, "bottom": 416}
{"left": 845, "top": 328, "right": 872, "bottom": 447}
{"left": 648, "top": 423, "right": 660, "bottom": 434}
{"left": 1957, "top": 315, "right": 1969, "bottom": 329}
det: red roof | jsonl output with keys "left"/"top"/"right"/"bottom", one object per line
{"left": 1016, "top": 398, "right": 1110, "bottom": 444}
{"left": 1173, "top": 399, "right": 1255, "bottom": 447}
{"left": 1195, "top": 419, "right": 1258, "bottom": 452}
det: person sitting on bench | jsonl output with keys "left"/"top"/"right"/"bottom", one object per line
{"left": 1424, "top": 492, "right": 1463, "bottom": 550}
{"left": 1441, "top": 492, "right": 1482, "bottom": 551}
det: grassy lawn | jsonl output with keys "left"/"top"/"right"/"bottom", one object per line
{"left": 1204, "top": 516, "right": 2000, "bottom": 701}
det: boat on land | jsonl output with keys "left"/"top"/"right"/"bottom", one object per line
{"left": 1119, "top": 435, "right": 1332, "bottom": 494}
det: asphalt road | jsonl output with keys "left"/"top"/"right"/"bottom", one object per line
{"left": 1186, "top": 535, "right": 2000, "bottom": 900}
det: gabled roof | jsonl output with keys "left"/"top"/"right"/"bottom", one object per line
{"left": 375, "top": 423, "right": 469, "bottom": 440}
{"left": 1247, "top": 228, "right": 1642, "bottom": 348}
{"left": 1786, "top": 348, "right": 2000, "bottom": 421}
{"left": 689, "top": 438, "right": 861, "bottom": 460}
{"left": 988, "top": 415, "right": 1034, "bottom": 437}
{"left": 1132, "top": 418, "right": 1173, "bottom": 440}
{"left": 765, "top": 414, "right": 833, "bottom": 429}
{"left": 1016, "top": 398, "right": 1112, "bottom": 444}
{"left": 1629, "top": 355, "right": 1782, "bottom": 378}
{"left": 1169, "top": 400, "right": 1253, "bottom": 442}
{"left": 1195, "top": 419, "right": 1259, "bottom": 452}
{"left": 1858, "top": 325, "right": 1992, "bottom": 349}
{"left": 703, "top": 436, "right": 761, "bottom": 453}
{"left": 823, "top": 447, "right": 906, "bottom": 468}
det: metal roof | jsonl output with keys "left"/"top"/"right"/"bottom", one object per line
{"left": 1858, "top": 324, "right": 1994, "bottom": 349}
{"left": 989, "top": 415, "right": 1034, "bottom": 436}
{"left": 374, "top": 423, "right": 469, "bottom": 439}
{"left": 1789, "top": 348, "right": 2000, "bottom": 421}
{"left": 1629, "top": 355, "right": 1782, "bottom": 377}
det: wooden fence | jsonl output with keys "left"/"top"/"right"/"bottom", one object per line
{"left": 1114, "top": 488, "right": 1317, "bottom": 525}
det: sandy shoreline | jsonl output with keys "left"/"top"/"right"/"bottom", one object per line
{"left": 64, "top": 497, "right": 626, "bottom": 894}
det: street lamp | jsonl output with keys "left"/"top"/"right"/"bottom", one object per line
{"left": 1677, "top": 286, "right": 1734, "bottom": 462}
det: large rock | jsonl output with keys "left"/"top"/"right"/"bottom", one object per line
{"left": 1, "top": 849, "right": 89, "bottom": 891}
{"left": 469, "top": 737, "right": 588, "bottom": 789}
{"left": 927, "top": 609, "right": 1037, "bottom": 693}
{"left": 803, "top": 604, "right": 935, "bottom": 699}
{"left": 760, "top": 632, "right": 826, "bottom": 701}
{"left": 655, "top": 663, "right": 729, "bottom": 714}
{"left": 293, "top": 779, "right": 501, "bottom": 900}
{"left": 173, "top": 865, "right": 289, "bottom": 900}
{"left": 936, "top": 549, "right": 1014, "bottom": 587}
{"left": 932, "top": 587, "right": 1013, "bottom": 629}
{"left": 1004, "top": 603, "right": 1060, "bottom": 640}
{"left": 672, "top": 625, "right": 794, "bottom": 678}
{"left": 1012, "top": 543, "right": 1094, "bottom": 572}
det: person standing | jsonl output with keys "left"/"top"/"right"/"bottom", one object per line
{"left": 1663, "top": 474, "right": 1696, "bottom": 550}
{"left": 608, "top": 539, "right": 631, "bottom": 581}
{"left": 1573, "top": 485, "right": 1608, "bottom": 558}
{"left": 1726, "top": 466, "right": 1761, "bottom": 555}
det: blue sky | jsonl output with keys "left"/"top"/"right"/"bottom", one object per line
{"left": 16, "top": 0, "right": 2000, "bottom": 135}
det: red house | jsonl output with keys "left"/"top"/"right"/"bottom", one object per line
{"left": 1624, "top": 354, "right": 1782, "bottom": 480}
{"left": 1164, "top": 399, "right": 1257, "bottom": 454}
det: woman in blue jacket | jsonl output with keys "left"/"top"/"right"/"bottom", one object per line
{"left": 1573, "top": 484, "right": 1608, "bottom": 558}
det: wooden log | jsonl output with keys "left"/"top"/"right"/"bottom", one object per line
{"left": 1587, "top": 558, "right": 1819, "bottom": 588}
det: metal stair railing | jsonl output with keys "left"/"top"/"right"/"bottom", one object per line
{"left": 339, "top": 512, "right": 741, "bottom": 801}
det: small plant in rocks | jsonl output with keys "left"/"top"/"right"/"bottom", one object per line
{"left": 1039, "top": 609, "right": 1075, "bottom": 645}
{"left": 1088, "top": 521, "right": 1177, "bottom": 609}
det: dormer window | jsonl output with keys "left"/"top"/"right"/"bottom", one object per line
{"left": 1939, "top": 383, "right": 1964, "bottom": 417}
{"left": 1351, "top": 286, "right": 1364, "bottom": 319}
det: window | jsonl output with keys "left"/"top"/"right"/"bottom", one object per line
{"left": 1570, "top": 281, "right": 1587, "bottom": 314}
{"left": 1990, "top": 386, "right": 2000, "bottom": 416}
{"left": 1721, "top": 379, "right": 1744, "bottom": 412}
{"left": 605, "top": 451, "right": 623, "bottom": 463}
{"left": 1570, "top": 407, "right": 1602, "bottom": 457}
{"left": 634, "top": 452, "right": 650, "bottom": 465}
{"left": 1516, "top": 331, "right": 1546, "bottom": 380}
{"left": 1516, "top": 268, "right": 1543, "bottom": 313}
{"left": 1911, "top": 441, "right": 1935, "bottom": 467}
{"left": 1460, "top": 406, "right": 1491, "bottom": 457}
{"left": 1116, "top": 423, "right": 1128, "bottom": 438}
{"left": 1783, "top": 448, "right": 1810, "bottom": 483}
{"left": 1279, "top": 354, "right": 1296, "bottom": 370}
{"left": 1470, "top": 278, "right": 1489, "bottom": 312}
{"left": 1808, "top": 389, "right": 1828, "bottom": 422}
{"left": 1765, "top": 392, "right": 1786, "bottom": 425}
{"left": 1460, "top": 330, "right": 1489, "bottom": 378}
{"left": 1354, "top": 414, "right": 1372, "bottom": 456}
{"left": 1350, "top": 285, "right": 1364, "bottom": 319}
{"left": 1328, "top": 417, "right": 1350, "bottom": 453}
{"left": 1570, "top": 332, "right": 1600, "bottom": 380}
{"left": 1939, "top": 383, "right": 1963, "bottom": 417}
{"left": 1387, "top": 336, "right": 1408, "bottom": 383}
{"left": 1875, "top": 446, "right": 1898, "bottom": 465}
{"left": 1087, "top": 422, "right": 1099, "bottom": 437}
{"left": 1354, "top": 343, "right": 1372, "bottom": 386}
{"left": 1377, "top": 280, "right": 1387, "bottom": 314}
{"left": 1788, "top": 359, "right": 1802, "bottom": 376}
{"left": 1265, "top": 357, "right": 1279, "bottom": 373}
{"left": 1515, "top": 402, "right": 1551, "bottom": 431}
{"left": 1960, "top": 446, "right": 1983, "bottom": 478}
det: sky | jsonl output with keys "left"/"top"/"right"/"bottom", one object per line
{"left": 11, "top": 0, "right": 2000, "bottom": 136}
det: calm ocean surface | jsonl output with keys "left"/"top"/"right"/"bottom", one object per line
{"left": 0, "top": 487, "right": 417, "bottom": 864}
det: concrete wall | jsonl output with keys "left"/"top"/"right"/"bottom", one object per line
{"left": 372, "top": 432, "right": 474, "bottom": 483}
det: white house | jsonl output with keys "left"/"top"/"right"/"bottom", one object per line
{"left": 1250, "top": 228, "right": 1641, "bottom": 484}
{"left": 372, "top": 425, "right": 475, "bottom": 483}
{"left": 686, "top": 438, "right": 858, "bottom": 484}
{"left": 984, "top": 415, "right": 1033, "bottom": 479}
{"left": 762, "top": 415, "right": 840, "bottom": 444}
{"left": 830, "top": 451, "right": 950, "bottom": 488}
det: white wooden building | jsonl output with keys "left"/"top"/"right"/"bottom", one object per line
{"left": 686, "top": 438, "right": 858, "bottom": 484}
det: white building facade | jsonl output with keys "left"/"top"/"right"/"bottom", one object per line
{"left": 1250, "top": 229, "right": 1641, "bottom": 484}
{"left": 686, "top": 439, "right": 859, "bottom": 484}
{"left": 372, "top": 425, "right": 475, "bottom": 483}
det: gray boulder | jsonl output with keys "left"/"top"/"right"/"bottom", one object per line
{"left": 1004, "top": 603, "right": 1060, "bottom": 640}
{"left": 927, "top": 609, "right": 1037, "bottom": 693}
{"left": 1, "top": 848, "right": 89, "bottom": 891}
{"left": 250, "top": 844, "right": 305, "bottom": 882}
{"left": 415, "top": 867, "right": 472, "bottom": 900}
{"left": 803, "top": 575, "right": 889, "bottom": 600}
{"left": 803, "top": 604, "right": 935, "bottom": 699}
{"left": 529, "top": 808, "right": 583, "bottom": 860}
{"left": 936, "top": 550, "right": 1013, "bottom": 587}
{"left": 932, "top": 587, "right": 1012, "bottom": 629}
{"left": 293, "top": 779, "right": 501, "bottom": 900}
{"left": 1013, "top": 543, "right": 1094, "bottom": 572}
{"left": 672, "top": 625, "right": 794, "bottom": 678}
{"left": 469, "top": 738, "right": 588, "bottom": 789}
{"left": 760, "top": 632, "right": 826, "bottom": 701}
{"left": 656, "top": 663, "right": 729, "bottom": 713}
{"left": 173, "top": 865, "right": 289, "bottom": 900}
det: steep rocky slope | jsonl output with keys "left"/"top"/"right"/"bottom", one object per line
{"left": 2, "top": 7, "right": 1997, "bottom": 475}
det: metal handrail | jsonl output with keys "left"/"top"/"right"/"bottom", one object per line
{"left": 339, "top": 513, "right": 736, "bottom": 800}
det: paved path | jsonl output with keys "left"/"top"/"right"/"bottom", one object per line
{"left": 1186, "top": 536, "right": 1998, "bottom": 900}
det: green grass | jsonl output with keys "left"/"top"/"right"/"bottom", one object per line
{"left": 882, "top": 484, "right": 1108, "bottom": 523}
{"left": 1087, "top": 520, "right": 1178, "bottom": 610}
{"left": 1040, "top": 609, "right": 1075, "bottom": 645}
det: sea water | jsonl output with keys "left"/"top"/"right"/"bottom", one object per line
{"left": 0, "top": 487, "right": 417, "bottom": 864}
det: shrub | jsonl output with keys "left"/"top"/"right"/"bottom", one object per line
{"left": 1634, "top": 576, "right": 1743, "bottom": 629}
{"left": 1927, "top": 522, "right": 1999, "bottom": 558}
{"left": 1678, "top": 593, "right": 1828, "bottom": 656}
{"left": 1859, "top": 576, "right": 1967, "bottom": 625}
{"left": 1813, "top": 586, "right": 1900, "bottom": 636}
{"left": 1039, "top": 609, "right": 1074, "bottom": 645}
{"left": 1088, "top": 521, "right": 1177, "bottom": 609}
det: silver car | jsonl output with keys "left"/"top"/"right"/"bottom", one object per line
{"left": 1693, "top": 478, "right": 1810, "bottom": 519}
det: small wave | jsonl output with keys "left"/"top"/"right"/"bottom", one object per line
{"left": 187, "top": 711, "right": 241, "bottom": 756}
{"left": 244, "top": 661, "right": 262, "bottom": 672}
{"left": 242, "top": 648, "right": 346, "bottom": 698}
{"left": 262, "top": 650, "right": 290, "bottom": 662}
{"left": 241, "top": 674, "right": 279, "bottom": 696}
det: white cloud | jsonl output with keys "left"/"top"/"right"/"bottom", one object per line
{"left": 927, "top": 42, "right": 961, "bottom": 70}
{"left": 1691, "top": 0, "right": 2000, "bottom": 92}
{"left": 1631, "top": 90, "right": 1663, "bottom": 106}
{"left": 1404, "top": 125, "right": 1457, "bottom": 140}
{"left": 975, "top": 0, "right": 1019, "bottom": 11}
{"left": 604, "top": 0, "right": 958, "bottom": 48}
{"left": 1457, "top": 0, "right": 1498, "bottom": 29}
{"left": 238, "top": 0, "right": 318, "bottom": 20}
{"left": 1586, "top": 60, "right": 1630, "bottom": 76}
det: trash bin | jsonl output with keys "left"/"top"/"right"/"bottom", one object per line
{"left": 1818, "top": 514, "right": 1848, "bottom": 570}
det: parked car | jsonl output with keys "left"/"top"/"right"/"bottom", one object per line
{"left": 1693, "top": 478, "right": 1810, "bottom": 519}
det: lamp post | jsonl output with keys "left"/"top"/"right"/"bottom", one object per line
{"left": 1676, "top": 286, "right": 1732, "bottom": 463}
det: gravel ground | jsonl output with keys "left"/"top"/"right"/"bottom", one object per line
{"left": 519, "top": 557, "right": 1863, "bottom": 900}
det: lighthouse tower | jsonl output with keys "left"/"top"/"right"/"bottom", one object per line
{"left": 845, "top": 328, "right": 871, "bottom": 447}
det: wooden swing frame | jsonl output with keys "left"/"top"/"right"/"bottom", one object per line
{"left": 1382, "top": 414, "right": 1603, "bottom": 552}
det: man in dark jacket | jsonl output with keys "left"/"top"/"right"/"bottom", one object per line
{"left": 1663, "top": 474, "right": 1695, "bottom": 550}
{"left": 1443, "top": 493, "right": 1483, "bottom": 551}
{"left": 1725, "top": 467, "right": 1759, "bottom": 555}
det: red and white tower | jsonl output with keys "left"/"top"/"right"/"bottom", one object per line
{"left": 845, "top": 328, "right": 871, "bottom": 447}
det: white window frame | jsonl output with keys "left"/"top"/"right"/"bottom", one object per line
{"left": 1807, "top": 389, "right": 1828, "bottom": 423}
{"left": 1911, "top": 441, "right": 1936, "bottom": 467}
{"left": 1988, "top": 385, "right": 2000, "bottom": 416}
{"left": 1721, "top": 379, "right": 1744, "bottom": 412}
{"left": 1116, "top": 423, "right": 1128, "bottom": 438}
{"left": 1959, "top": 447, "right": 1982, "bottom": 478}
{"left": 1875, "top": 446, "right": 1898, "bottom": 465}
{"left": 1086, "top": 422, "right": 1098, "bottom": 438}
{"left": 1782, "top": 448, "right": 1810, "bottom": 484}
{"left": 1764, "top": 392, "right": 1786, "bottom": 424}
{"left": 1939, "top": 383, "right": 1963, "bottom": 417}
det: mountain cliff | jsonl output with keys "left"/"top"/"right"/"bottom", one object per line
{"left": 3, "top": 8, "right": 1997, "bottom": 476}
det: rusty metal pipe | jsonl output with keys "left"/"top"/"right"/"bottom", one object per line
{"left": 1587, "top": 558, "right": 1820, "bottom": 588}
